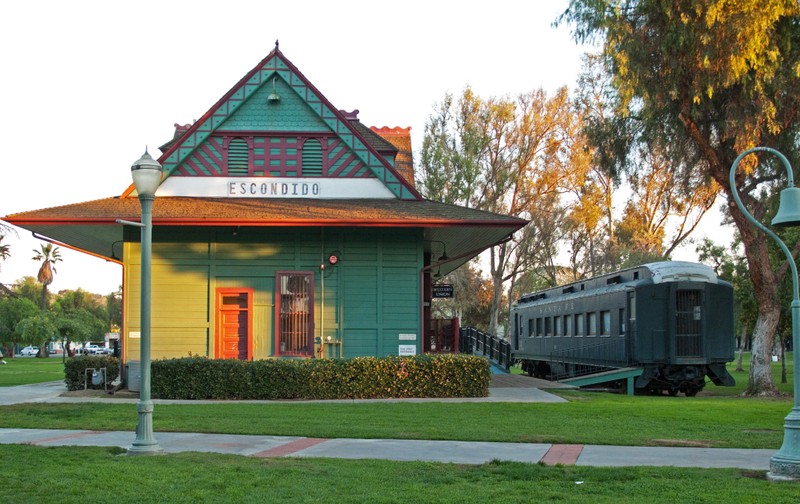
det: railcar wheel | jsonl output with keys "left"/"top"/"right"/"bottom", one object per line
{"left": 684, "top": 389, "right": 698, "bottom": 397}
{"left": 668, "top": 389, "right": 678, "bottom": 397}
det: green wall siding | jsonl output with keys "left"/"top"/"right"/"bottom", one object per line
{"left": 123, "top": 227, "right": 422, "bottom": 361}
{"left": 218, "top": 78, "right": 330, "bottom": 132}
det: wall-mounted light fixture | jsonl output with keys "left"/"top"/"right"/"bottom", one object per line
{"left": 267, "top": 77, "right": 281, "bottom": 104}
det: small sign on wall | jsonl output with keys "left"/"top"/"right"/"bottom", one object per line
{"left": 129, "top": 331, "right": 140, "bottom": 339}
{"left": 398, "top": 345, "right": 417, "bottom": 356}
{"left": 432, "top": 284, "right": 454, "bottom": 298}
{"left": 399, "top": 333, "right": 416, "bottom": 341}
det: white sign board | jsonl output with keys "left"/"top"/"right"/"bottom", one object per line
{"left": 129, "top": 331, "right": 140, "bottom": 339}
{"left": 156, "top": 177, "right": 396, "bottom": 199}
{"left": 398, "top": 333, "right": 416, "bottom": 341}
{"left": 398, "top": 345, "right": 417, "bottom": 356}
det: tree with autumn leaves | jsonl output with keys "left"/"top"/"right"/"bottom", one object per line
{"left": 420, "top": 2, "right": 799, "bottom": 397}
{"left": 419, "top": 82, "right": 719, "bottom": 336}
{"left": 559, "top": 0, "right": 800, "bottom": 396}
{"left": 419, "top": 87, "right": 574, "bottom": 335}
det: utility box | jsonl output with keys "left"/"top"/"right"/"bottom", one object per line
{"left": 126, "top": 361, "right": 141, "bottom": 392}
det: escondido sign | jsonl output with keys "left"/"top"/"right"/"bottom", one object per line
{"left": 228, "top": 181, "right": 320, "bottom": 197}
{"left": 155, "top": 177, "right": 396, "bottom": 199}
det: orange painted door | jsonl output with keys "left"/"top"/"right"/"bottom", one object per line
{"left": 216, "top": 289, "right": 253, "bottom": 360}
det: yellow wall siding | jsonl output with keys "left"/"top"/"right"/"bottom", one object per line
{"left": 124, "top": 244, "right": 210, "bottom": 360}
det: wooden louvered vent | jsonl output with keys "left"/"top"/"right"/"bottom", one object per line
{"left": 301, "top": 139, "right": 323, "bottom": 176}
{"left": 227, "top": 138, "right": 249, "bottom": 176}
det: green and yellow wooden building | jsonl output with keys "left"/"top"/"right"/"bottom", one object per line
{"left": 4, "top": 46, "right": 525, "bottom": 364}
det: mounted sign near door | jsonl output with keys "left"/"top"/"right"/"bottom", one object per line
{"left": 328, "top": 251, "right": 341, "bottom": 265}
{"left": 432, "top": 284, "right": 454, "bottom": 298}
{"left": 398, "top": 345, "right": 417, "bottom": 356}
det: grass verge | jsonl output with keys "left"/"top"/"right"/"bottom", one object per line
{"left": 1, "top": 445, "right": 797, "bottom": 504}
{"left": 0, "top": 393, "right": 789, "bottom": 448}
{"left": 0, "top": 357, "right": 64, "bottom": 386}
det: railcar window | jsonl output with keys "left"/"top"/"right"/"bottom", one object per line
{"left": 600, "top": 310, "right": 611, "bottom": 336}
{"left": 619, "top": 309, "right": 625, "bottom": 335}
{"left": 555, "top": 316, "right": 562, "bottom": 336}
{"left": 536, "top": 318, "right": 543, "bottom": 337}
{"left": 575, "top": 313, "right": 584, "bottom": 336}
{"left": 528, "top": 319, "right": 534, "bottom": 338}
{"left": 564, "top": 315, "right": 573, "bottom": 336}
{"left": 588, "top": 312, "right": 597, "bottom": 336}
{"left": 545, "top": 317, "right": 552, "bottom": 337}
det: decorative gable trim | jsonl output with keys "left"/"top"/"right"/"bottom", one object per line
{"left": 123, "top": 46, "right": 421, "bottom": 201}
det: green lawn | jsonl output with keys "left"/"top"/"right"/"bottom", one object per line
{"left": 1, "top": 445, "right": 797, "bottom": 504}
{"left": 0, "top": 353, "right": 797, "bottom": 501}
{"left": 701, "top": 351, "right": 794, "bottom": 397}
{"left": 0, "top": 393, "right": 790, "bottom": 449}
{"left": 0, "top": 352, "right": 795, "bottom": 449}
{"left": 0, "top": 357, "right": 64, "bottom": 386}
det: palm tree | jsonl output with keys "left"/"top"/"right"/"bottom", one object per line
{"left": 32, "top": 243, "right": 62, "bottom": 311}
{"left": 0, "top": 235, "right": 9, "bottom": 263}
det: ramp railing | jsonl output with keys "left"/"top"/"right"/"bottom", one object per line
{"left": 459, "top": 326, "right": 512, "bottom": 371}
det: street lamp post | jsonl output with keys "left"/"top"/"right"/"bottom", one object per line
{"left": 127, "top": 150, "right": 163, "bottom": 455}
{"left": 730, "top": 146, "right": 800, "bottom": 481}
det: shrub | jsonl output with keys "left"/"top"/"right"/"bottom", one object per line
{"left": 64, "top": 355, "right": 120, "bottom": 391}
{"left": 151, "top": 354, "right": 490, "bottom": 400}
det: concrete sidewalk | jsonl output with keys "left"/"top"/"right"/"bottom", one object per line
{"left": 0, "top": 379, "right": 777, "bottom": 470}
{"left": 0, "top": 427, "right": 775, "bottom": 470}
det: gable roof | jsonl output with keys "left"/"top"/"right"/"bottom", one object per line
{"left": 122, "top": 45, "right": 420, "bottom": 200}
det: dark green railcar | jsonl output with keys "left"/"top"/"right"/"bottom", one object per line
{"left": 511, "top": 261, "right": 735, "bottom": 396}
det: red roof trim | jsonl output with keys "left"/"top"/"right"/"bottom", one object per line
{"left": 6, "top": 216, "right": 522, "bottom": 228}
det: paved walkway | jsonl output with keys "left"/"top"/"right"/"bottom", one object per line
{"left": 0, "top": 427, "right": 774, "bottom": 469}
{"left": 0, "top": 379, "right": 777, "bottom": 470}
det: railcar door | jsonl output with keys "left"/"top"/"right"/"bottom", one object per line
{"left": 631, "top": 284, "right": 669, "bottom": 363}
{"left": 626, "top": 290, "right": 636, "bottom": 360}
{"left": 673, "top": 285, "right": 704, "bottom": 362}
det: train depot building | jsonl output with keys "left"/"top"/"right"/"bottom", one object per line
{"left": 4, "top": 47, "right": 526, "bottom": 364}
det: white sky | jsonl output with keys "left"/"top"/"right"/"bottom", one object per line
{"left": 0, "top": 0, "right": 727, "bottom": 295}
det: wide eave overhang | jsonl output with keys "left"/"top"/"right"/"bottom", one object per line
{"left": 3, "top": 197, "right": 527, "bottom": 275}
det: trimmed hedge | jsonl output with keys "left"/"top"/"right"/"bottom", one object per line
{"left": 150, "top": 355, "right": 490, "bottom": 400}
{"left": 64, "top": 356, "right": 120, "bottom": 391}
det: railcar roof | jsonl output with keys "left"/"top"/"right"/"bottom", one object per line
{"left": 516, "top": 261, "right": 719, "bottom": 305}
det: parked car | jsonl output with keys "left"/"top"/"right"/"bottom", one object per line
{"left": 19, "top": 346, "right": 39, "bottom": 356}
{"left": 82, "top": 344, "right": 111, "bottom": 355}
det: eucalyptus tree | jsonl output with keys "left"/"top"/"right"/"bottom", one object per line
{"left": 559, "top": 0, "right": 800, "bottom": 395}
{"left": 615, "top": 140, "right": 718, "bottom": 262}
{"left": 419, "top": 86, "right": 577, "bottom": 336}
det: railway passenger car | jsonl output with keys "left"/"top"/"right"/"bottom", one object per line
{"left": 511, "top": 261, "right": 735, "bottom": 396}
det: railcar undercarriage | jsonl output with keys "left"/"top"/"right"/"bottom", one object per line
{"left": 520, "top": 359, "right": 735, "bottom": 397}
